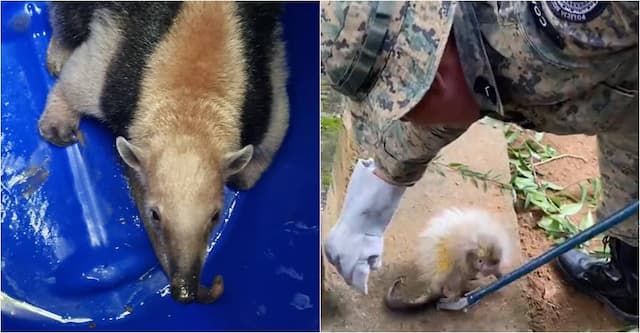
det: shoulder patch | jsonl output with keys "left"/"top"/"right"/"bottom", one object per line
{"left": 548, "top": 1, "right": 608, "bottom": 23}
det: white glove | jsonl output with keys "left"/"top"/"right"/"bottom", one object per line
{"left": 323, "top": 159, "right": 406, "bottom": 294}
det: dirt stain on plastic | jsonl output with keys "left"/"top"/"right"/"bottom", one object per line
{"left": 8, "top": 12, "right": 31, "bottom": 33}
{"left": 20, "top": 166, "right": 50, "bottom": 199}
{"left": 76, "top": 129, "right": 86, "bottom": 148}
{"left": 4, "top": 141, "right": 52, "bottom": 199}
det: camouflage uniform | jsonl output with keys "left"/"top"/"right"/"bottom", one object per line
{"left": 321, "top": 2, "right": 638, "bottom": 246}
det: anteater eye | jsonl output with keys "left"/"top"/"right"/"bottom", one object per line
{"left": 150, "top": 208, "right": 161, "bottom": 223}
{"left": 211, "top": 211, "right": 220, "bottom": 223}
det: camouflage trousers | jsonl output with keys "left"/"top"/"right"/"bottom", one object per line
{"left": 347, "top": 98, "right": 639, "bottom": 247}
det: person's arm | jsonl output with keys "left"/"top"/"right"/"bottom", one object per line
{"left": 400, "top": 34, "right": 482, "bottom": 129}
{"left": 322, "top": 16, "right": 482, "bottom": 296}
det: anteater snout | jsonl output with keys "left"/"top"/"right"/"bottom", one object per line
{"left": 170, "top": 275, "right": 198, "bottom": 303}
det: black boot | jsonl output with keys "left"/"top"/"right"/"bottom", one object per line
{"left": 555, "top": 237, "right": 639, "bottom": 323}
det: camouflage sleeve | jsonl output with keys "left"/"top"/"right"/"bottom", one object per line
{"left": 374, "top": 121, "right": 468, "bottom": 186}
{"left": 347, "top": 98, "right": 467, "bottom": 186}
{"left": 507, "top": 80, "right": 637, "bottom": 136}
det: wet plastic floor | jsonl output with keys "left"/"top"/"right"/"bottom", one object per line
{"left": 1, "top": 2, "right": 319, "bottom": 331}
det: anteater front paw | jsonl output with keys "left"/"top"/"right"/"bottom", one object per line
{"left": 38, "top": 114, "right": 80, "bottom": 147}
{"left": 39, "top": 83, "right": 80, "bottom": 147}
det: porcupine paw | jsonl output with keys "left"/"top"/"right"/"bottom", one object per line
{"left": 464, "top": 278, "right": 484, "bottom": 293}
{"left": 441, "top": 285, "right": 462, "bottom": 302}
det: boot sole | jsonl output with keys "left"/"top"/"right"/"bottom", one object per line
{"left": 554, "top": 258, "right": 639, "bottom": 324}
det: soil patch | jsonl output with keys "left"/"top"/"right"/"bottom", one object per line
{"left": 517, "top": 133, "right": 624, "bottom": 331}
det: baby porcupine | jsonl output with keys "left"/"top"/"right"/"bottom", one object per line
{"left": 385, "top": 207, "right": 515, "bottom": 312}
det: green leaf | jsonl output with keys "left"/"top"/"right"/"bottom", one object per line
{"left": 520, "top": 170, "right": 535, "bottom": 179}
{"left": 505, "top": 130, "right": 519, "bottom": 144}
{"left": 525, "top": 139, "right": 543, "bottom": 152}
{"left": 542, "top": 181, "right": 564, "bottom": 191}
{"left": 580, "top": 211, "right": 594, "bottom": 230}
{"left": 529, "top": 197, "right": 551, "bottom": 211}
{"left": 592, "top": 178, "right": 602, "bottom": 194}
{"left": 538, "top": 216, "right": 554, "bottom": 229}
{"left": 542, "top": 144, "right": 557, "bottom": 155}
{"left": 530, "top": 192, "right": 548, "bottom": 205}
{"left": 524, "top": 193, "right": 532, "bottom": 209}
{"left": 510, "top": 152, "right": 523, "bottom": 162}
{"left": 563, "top": 219, "right": 581, "bottom": 234}
{"left": 514, "top": 176, "right": 536, "bottom": 190}
{"left": 578, "top": 184, "right": 587, "bottom": 204}
{"left": 538, "top": 216, "right": 563, "bottom": 233}
{"left": 448, "top": 162, "right": 464, "bottom": 169}
{"left": 548, "top": 194, "right": 564, "bottom": 206}
{"left": 553, "top": 237, "right": 566, "bottom": 245}
{"left": 534, "top": 132, "right": 545, "bottom": 142}
{"left": 514, "top": 163, "right": 530, "bottom": 175}
{"left": 560, "top": 203, "right": 583, "bottom": 216}
{"left": 530, "top": 150, "right": 542, "bottom": 161}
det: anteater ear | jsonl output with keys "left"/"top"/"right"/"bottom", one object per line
{"left": 223, "top": 145, "right": 253, "bottom": 178}
{"left": 116, "top": 136, "right": 145, "bottom": 172}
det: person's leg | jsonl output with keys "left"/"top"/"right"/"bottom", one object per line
{"left": 556, "top": 130, "right": 638, "bottom": 323}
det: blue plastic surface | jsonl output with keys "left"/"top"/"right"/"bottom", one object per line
{"left": 1, "top": 2, "right": 320, "bottom": 331}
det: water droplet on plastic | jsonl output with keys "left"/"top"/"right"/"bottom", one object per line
{"left": 290, "top": 293, "right": 312, "bottom": 310}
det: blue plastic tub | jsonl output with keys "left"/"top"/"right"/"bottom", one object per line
{"left": 1, "top": 2, "right": 320, "bottom": 331}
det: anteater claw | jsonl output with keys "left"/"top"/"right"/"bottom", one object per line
{"left": 197, "top": 274, "right": 224, "bottom": 304}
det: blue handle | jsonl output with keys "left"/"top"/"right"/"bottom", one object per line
{"left": 465, "top": 200, "right": 639, "bottom": 308}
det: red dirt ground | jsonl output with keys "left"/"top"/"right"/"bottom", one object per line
{"left": 517, "top": 133, "right": 626, "bottom": 331}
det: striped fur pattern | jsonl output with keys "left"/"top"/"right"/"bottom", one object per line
{"left": 39, "top": 1, "right": 289, "bottom": 303}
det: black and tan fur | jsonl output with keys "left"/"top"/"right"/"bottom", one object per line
{"left": 39, "top": 2, "right": 289, "bottom": 303}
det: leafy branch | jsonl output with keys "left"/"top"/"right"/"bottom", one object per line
{"left": 504, "top": 125, "right": 603, "bottom": 250}
{"left": 430, "top": 120, "right": 604, "bottom": 254}
{"left": 430, "top": 159, "right": 512, "bottom": 193}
